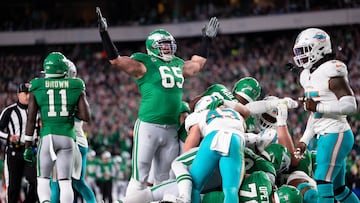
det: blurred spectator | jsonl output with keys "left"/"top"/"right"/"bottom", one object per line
{"left": 96, "top": 151, "right": 115, "bottom": 203}
{"left": 1, "top": 1, "right": 359, "bottom": 31}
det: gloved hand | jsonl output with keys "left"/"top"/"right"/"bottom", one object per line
{"left": 96, "top": 7, "right": 108, "bottom": 32}
{"left": 24, "top": 148, "right": 35, "bottom": 163}
{"left": 207, "top": 98, "right": 224, "bottom": 110}
{"left": 283, "top": 97, "right": 299, "bottom": 109}
{"left": 202, "top": 17, "right": 220, "bottom": 38}
{"left": 294, "top": 142, "right": 307, "bottom": 159}
{"left": 276, "top": 103, "right": 288, "bottom": 126}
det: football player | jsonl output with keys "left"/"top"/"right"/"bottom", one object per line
{"left": 96, "top": 7, "right": 220, "bottom": 195}
{"left": 293, "top": 28, "right": 359, "bottom": 203}
{"left": 182, "top": 95, "right": 250, "bottom": 203}
{"left": 202, "top": 171, "right": 303, "bottom": 203}
{"left": 50, "top": 59, "right": 96, "bottom": 203}
{"left": 23, "top": 52, "right": 91, "bottom": 202}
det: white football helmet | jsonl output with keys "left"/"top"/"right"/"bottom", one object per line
{"left": 293, "top": 28, "right": 332, "bottom": 69}
{"left": 65, "top": 59, "right": 77, "bottom": 78}
{"left": 258, "top": 96, "right": 278, "bottom": 130}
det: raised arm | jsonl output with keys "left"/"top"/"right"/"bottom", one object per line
{"left": 96, "top": 7, "right": 146, "bottom": 78}
{"left": 183, "top": 17, "right": 220, "bottom": 77}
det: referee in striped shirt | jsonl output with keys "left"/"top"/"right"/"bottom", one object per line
{"left": 0, "top": 83, "right": 38, "bottom": 203}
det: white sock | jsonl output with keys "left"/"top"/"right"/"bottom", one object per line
{"left": 58, "top": 179, "right": 74, "bottom": 203}
{"left": 125, "top": 178, "right": 146, "bottom": 196}
{"left": 121, "top": 187, "right": 153, "bottom": 203}
{"left": 37, "top": 177, "right": 51, "bottom": 202}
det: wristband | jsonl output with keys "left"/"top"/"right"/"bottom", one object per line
{"left": 197, "top": 36, "right": 210, "bottom": 58}
{"left": 100, "top": 31, "right": 119, "bottom": 60}
{"left": 24, "top": 135, "right": 33, "bottom": 142}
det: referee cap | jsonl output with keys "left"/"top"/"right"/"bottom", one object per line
{"left": 17, "top": 83, "right": 29, "bottom": 93}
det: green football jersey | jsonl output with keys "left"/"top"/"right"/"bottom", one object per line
{"left": 30, "top": 77, "right": 85, "bottom": 139}
{"left": 239, "top": 171, "right": 273, "bottom": 203}
{"left": 244, "top": 147, "right": 276, "bottom": 176}
{"left": 245, "top": 115, "right": 259, "bottom": 133}
{"left": 289, "top": 149, "right": 313, "bottom": 176}
{"left": 132, "top": 53, "right": 185, "bottom": 125}
{"left": 202, "top": 171, "right": 273, "bottom": 203}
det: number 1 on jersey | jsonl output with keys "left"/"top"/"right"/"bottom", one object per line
{"left": 47, "top": 89, "right": 69, "bottom": 117}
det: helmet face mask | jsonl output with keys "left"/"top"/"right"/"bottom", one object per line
{"left": 232, "top": 77, "right": 261, "bottom": 103}
{"left": 293, "top": 28, "right": 332, "bottom": 69}
{"left": 258, "top": 96, "right": 278, "bottom": 130}
{"left": 146, "top": 29, "right": 177, "bottom": 62}
{"left": 43, "top": 52, "right": 68, "bottom": 78}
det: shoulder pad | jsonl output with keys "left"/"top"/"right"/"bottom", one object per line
{"left": 29, "top": 78, "right": 43, "bottom": 92}
{"left": 69, "top": 78, "right": 85, "bottom": 91}
{"left": 130, "top": 52, "right": 149, "bottom": 61}
{"left": 321, "top": 60, "right": 347, "bottom": 77}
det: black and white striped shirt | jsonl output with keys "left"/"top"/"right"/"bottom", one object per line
{"left": 0, "top": 102, "right": 29, "bottom": 145}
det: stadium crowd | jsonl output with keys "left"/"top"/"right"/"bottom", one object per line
{"left": 1, "top": 0, "right": 359, "bottom": 30}
{"left": 0, "top": 24, "right": 359, "bottom": 201}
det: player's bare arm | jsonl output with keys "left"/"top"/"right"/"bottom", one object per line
{"left": 183, "top": 124, "right": 201, "bottom": 152}
{"left": 109, "top": 56, "right": 146, "bottom": 79}
{"left": 24, "top": 93, "right": 38, "bottom": 148}
{"left": 329, "top": 76, "right": 354, "bottom": 98}
{"left": 76, "top": 91, "right": 91, "bottom": 123}
{"left": 183, "top": 56, "right": 206, "bottom": 78}
{"left": 96, "top": 7, "right": 146, "bottom": 79}
{"left": 302, "top": 76, "right": 357, "bottom": 114}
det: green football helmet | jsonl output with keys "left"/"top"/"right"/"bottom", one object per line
{"left": 232, "top": 77, "right": 261, "bottom": 103}
{"left": 43, "top": 52, "right": 68, "bottom": 78}
{"left": 264, "top": 143, "right": 291, "bottom": 174}
{"left": 274, "top": 185, "right": 303, "bottom": 203}
{"left": 145, "top": 29, "right": 177, "bottom": 62}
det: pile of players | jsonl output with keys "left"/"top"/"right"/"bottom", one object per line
{"left": 119, "top": 76, "right": 314, "bottom": 203}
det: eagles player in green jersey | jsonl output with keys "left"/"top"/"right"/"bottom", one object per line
{"left": 96, "top": 7, "right": 220, "bottom": 196}
{"left": 23, "top": 52, "right": 91, "bottom": 203}
{"left": 232, "top": 77, "right": 262, "bottom": 132}
{"left": 202, "top": 171, "right": 303, "bottom": 203}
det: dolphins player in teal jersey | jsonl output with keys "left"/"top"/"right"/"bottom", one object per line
{"left": 184, "top": 95, "right": 250, "bottom": 203}
{"left": 23, "top": 52, "right": 91, "bottom": 203}
{"left": 96, "top": 7, "right": 220, "bottom": 195}
{"left": 293, "top": 28, "right": 359, "bottom": 203}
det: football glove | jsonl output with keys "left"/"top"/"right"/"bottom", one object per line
{"left": 283, "top": 97, "right": 299, "bottom": 109}
{"left": 202, "top": 17, "right": 219, "bottom": 38}
{"left": 276, "top": 103, "right": 288, "bottom": 126}
{"left": 23, "top": 148, "right": 35, "bottom": 163}
{"left": 96, "top": 7, "right": 108, "bottom": 32}
{"left": 294, "top": 142, "right": 307, "bottom": 160}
